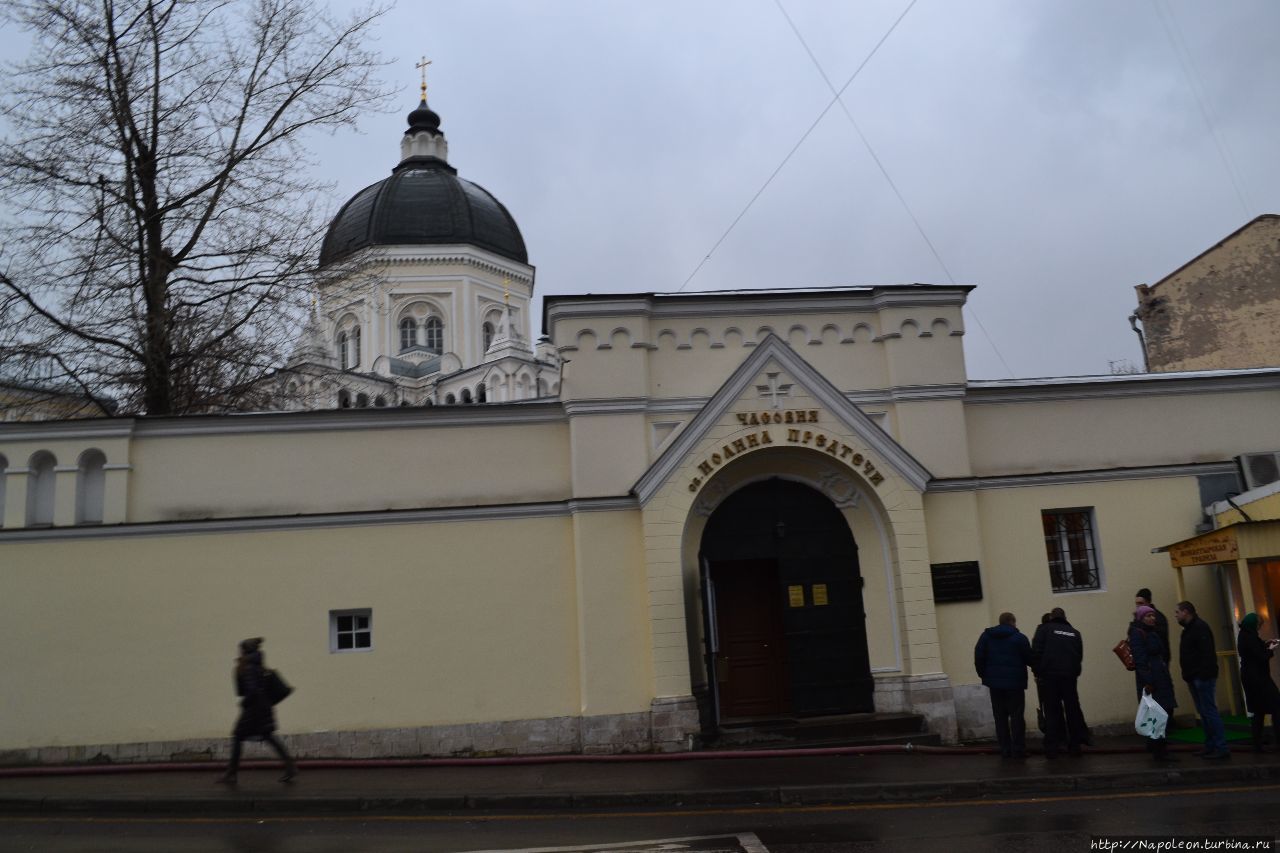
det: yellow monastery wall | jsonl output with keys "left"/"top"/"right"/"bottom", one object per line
{"left": 0, "top": 513, "right": 640, "bottom": 750}
{"left": 0, "top": 414, "right": 571, "bottom": 527}
{"left": 930, "top": 476, "right": 1219, "bottom": 728}
{"left": 964, "top": 387, "right": 1280, "bottom": 476}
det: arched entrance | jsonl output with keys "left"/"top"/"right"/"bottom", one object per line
{"left": 700, "top": 477, "right": 873, "bottom": 722}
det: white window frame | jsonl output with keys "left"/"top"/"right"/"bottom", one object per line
{"left": 330, "top": 608, "right": 373, "bottom": 653}
{"left": 424, "top": 316, "right": 443, "bottom": 353}
{"left": 399, "top": 317, "right": 416, "bottom": 352}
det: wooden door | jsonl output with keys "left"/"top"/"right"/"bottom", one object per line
{"left": 711, "top": 559, "right": 789, "bottom": 720}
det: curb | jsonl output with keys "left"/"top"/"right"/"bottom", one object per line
{"left": 3, "top": 763, "right": 1279, "bottom": 814}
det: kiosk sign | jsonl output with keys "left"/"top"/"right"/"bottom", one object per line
{"left": 1167, "top": 527, "right": 1239, "bottom": 568}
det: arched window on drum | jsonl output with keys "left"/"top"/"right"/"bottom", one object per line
{"left": 425, "top": 316, "right": 443, "bottom": 353}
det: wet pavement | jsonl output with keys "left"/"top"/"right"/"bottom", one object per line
{"left": 1, "top": 737, "right": 1278, "bottom": 814}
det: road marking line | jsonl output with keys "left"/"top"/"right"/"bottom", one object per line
{"left": 455, "top": 832, "right": 768, "bottom": 853}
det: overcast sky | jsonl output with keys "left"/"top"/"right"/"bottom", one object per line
{"left": 8, "top": 1, "right": 1280, "bottom": 380}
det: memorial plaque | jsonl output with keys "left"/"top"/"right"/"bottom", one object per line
{"left": 930, "top": 561, "right": 983, "bottom": 603}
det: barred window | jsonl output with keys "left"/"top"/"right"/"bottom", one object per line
{"left": 1042, "top": 508, "right": 1101, "bottom": 592}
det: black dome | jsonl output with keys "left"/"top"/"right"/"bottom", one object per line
{"left": 320, "top": 158, "right": 527, "bottom": 267}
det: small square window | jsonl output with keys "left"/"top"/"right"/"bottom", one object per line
{"left": 330, "top": 608, "right": 372, "bottom": 653}
{"left": 1041, "top": 508, "right": 1102, "bottom": 593}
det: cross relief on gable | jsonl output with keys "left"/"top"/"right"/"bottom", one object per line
{"left": 755, "top": 371, "right": 793, "bottom": 409}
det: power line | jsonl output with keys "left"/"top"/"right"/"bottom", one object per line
{"left": 1152, "top": 0, "right": 1252, "bottom": 218}
{"left": 676, "top": 0, "right": 918, "bottom": 292}
{"left": 772, "top": 0, "right": 1014, "bottom": 378}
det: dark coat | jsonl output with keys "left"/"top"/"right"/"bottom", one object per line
{"left": 975, "top": 623, "right": 1032, "bottom": 690}
{"left": 1149, "top": 607, "right": 1171, "bottom": 663}
{"left": 1031, "top": 616, "right": 1083, "bottom": 679}
{"left": 1178, "top": 615, "right": 1219, "bottom": 682}
{"left": 1237, "top": 627, "right": 1280, "bottom": 714}
{"left": 232, "top": 651, "right": 277, "bottom": 739}
{"left": 1129, "top": 620, "right": 1176, "bottom": 713}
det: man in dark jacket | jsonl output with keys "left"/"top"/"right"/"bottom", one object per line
{"left": 975, "top": 612, "right": 1032, "bottom": 758}
{"left": 1135, "top": 588, "right": 1171, "bottom": 663}
{"left": 1031, "top": 607, "right": 1087, "bottom": 757}
{"left": 1176, "top": 600, "right": 1229, "bottom": 759}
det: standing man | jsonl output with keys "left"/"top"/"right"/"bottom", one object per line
{"left": 1135, "top": 588, "right": 1171, "bottom": 662}
{"left": 1031, "top": 607, "right": 1088, "bottom": 757}
{"left": 1176, "top": 600, "right": 1230, "bottom": 759}
{"left": 975, "top": 612, "right": 1032, "bottom": 758}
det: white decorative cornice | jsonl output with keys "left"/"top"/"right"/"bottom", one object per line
{"left": 644, "top": 397, "right": 713, "bottom": 414}
{"left": 886, "top": 384, "right": 967, "bottom": 402}
{"left": 0, "top": 419, "right": 135, "bottom": 442}
{"left": 0, "top": 495, "right": 639, "bottom": 542}
{"left": 562, "top": 397, "right": 648, "bottom": 416}
{"left": 965, "top": 369, "right": 1280, "bottom": 404}
{"left": 544, "top": 286, "right": 971, "bottom": 328}
{"left": 927, "top": 461, "right": 1238, "bottom": 493}
{"left": 632, "top": 334, "right": 933, "bottom": 504}
{"left": 566, "top": 496, "right": 640, "bottom": 514}
{"left": 329, "top": 245, "right": 534, "bottom": 288}
{"left": 129, "top": 403, "right": 565, "bottom": 438}
{"left": 560, "top": 386, "right": 966, "bottom": 418}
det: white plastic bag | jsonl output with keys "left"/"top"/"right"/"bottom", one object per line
{"left": 1135, "top": 693, "right": 1168, "bottom": 739}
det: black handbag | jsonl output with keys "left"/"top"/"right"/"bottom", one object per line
{"left": 263, "top": 668, "right": 293, "bottom": 705}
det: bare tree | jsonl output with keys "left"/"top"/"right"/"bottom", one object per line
{"left": 0, "top": 0, "right": 389, "bottom": 415}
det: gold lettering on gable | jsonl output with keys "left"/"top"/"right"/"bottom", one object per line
{"left": 686, "top": 415, "right": 887, "bottom": 494}
{"left": 737, "top": 409, "right": 818, "bottom": 428}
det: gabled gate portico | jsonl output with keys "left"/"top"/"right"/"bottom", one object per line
{"left": 632, "top": 335, "right": 960, "bottom": 744}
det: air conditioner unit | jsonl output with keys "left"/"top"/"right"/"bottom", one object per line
{"left": 1238, "top": 451, "right": 1280, "bottom": 491}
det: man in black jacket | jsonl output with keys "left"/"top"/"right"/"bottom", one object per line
{"left": 1176, "top": 601, "right": 1229, "bottom": 759}
{"left": 1031, "top": 607, "right": 1087, "bottom": 757}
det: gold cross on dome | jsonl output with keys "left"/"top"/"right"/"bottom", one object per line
{"left": 415, "top": 56, "right": 432, "bottom": 100}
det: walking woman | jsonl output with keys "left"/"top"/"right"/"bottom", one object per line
{"left": 1237, "top": 612, "right": 1280, "bottom": 752}
{"left": 217, "top": 638, "right": 297, "bottom": 784}
{"left": 1130, "top": 605, "right": 1177, "bottom": 762}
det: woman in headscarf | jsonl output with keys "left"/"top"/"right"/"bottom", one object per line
{"left": 1129, "top": 604, "right": 1176, "bottom": 762}
{"left": 1237, "top": 612, "right": 1280, "bottom": 752}
{"left": 216, "top": 638, "right": 297, "bottom": 784}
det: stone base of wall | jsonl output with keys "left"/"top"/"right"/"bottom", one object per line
{"left": 952, "top": 682, "right": 993, "bottom": 742}
{"left": 874, "top": 672, "right": 958, "bottom": 744}
{"left": 650, "top": 695, "right": 701, "bottom": 752}
{"left": 0, "top": 698, "right": 705, "bottom": 766}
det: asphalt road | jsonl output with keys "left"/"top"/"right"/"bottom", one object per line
{"left": 1, "top": 783, "right": 1277, "bottom": 853}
